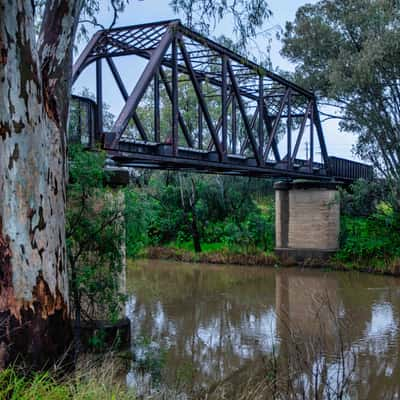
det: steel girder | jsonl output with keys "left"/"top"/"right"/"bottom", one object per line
{"left": 71, "top": 20, "right": 372, "bottom": 182}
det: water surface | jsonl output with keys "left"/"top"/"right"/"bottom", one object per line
{"left": 126, "top": 259, "right": 400, "bottom": 398}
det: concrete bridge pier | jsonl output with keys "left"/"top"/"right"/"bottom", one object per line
{"left": 274, "top": 180, "right": 340, "bottom": 262}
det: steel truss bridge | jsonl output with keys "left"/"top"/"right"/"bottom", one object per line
{"left": 71, "top": 19, "right": 372, "bottom": 182}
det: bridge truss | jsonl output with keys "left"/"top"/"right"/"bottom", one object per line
{"left": 71, "top": 20, "right": 372, "bottom": 182}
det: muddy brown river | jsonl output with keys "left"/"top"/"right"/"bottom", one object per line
{"left": 125, "top": 259, "right": 400, "bottom": 399}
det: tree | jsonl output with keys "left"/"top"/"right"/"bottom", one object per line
{"left": 67, "top": 145, "right": 126, "bottom": 356}
{"left": 170, "top": 0, "right": 271, "bottom": 48}
{"left": 0, "top": 0, "right": 81, "bottom": 368}
{"left": 280, "top": 0, "right": 400, "bottom": 189}
{"left": 0, "top": 0, "right": 270, "bottom": 368}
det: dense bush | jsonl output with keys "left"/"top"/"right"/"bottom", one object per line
{"left": 339, "top": 202, "right": 400, "bottom": 262}
{"left": 125, "top": 190, "right": 155, "bottom": 258}
{"left": 125, "top": 172, "right": 275, "bottom": 255}
{"left": 340, "top": 179, "right": 388, "bottom": 217}
{"left": 338, "top": 179, "right": 400, "bottom": 264}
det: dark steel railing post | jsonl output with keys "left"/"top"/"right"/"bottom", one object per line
{"left": 313, "top": 101, "right": 330, "bottom": 174}
{"left": 88, "top": 101, "right": 94, "bottom": 148}
{"left": 232, "top": 98, "right": 237, "bottom": 154}
{"left": 309, "top": 104, "right": 314, "bottom": 172}
{"left": 96, "top": 59, "right": 103, "bottom": 141}
{"left": 198, "top": 88, "right": 203, "bottom": 150}
{"left": 172, "top": 34, "right": 179, "bottom": 156}
{"left": 258, "top": 75, "right": 265, "bottom": 165}
{"left": 287, "top": 89, "right": 292, "bottom": 170}
{"left": 154, "top": 72, "right": 160, "bottom": 142}
{"left": 77, "top": 100, "right": 82, "bottom": 144}
{"left": 222, "top": 56, "right": 228, "bottom": 157}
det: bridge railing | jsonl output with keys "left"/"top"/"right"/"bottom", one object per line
{"left": 68, "top": 95, "right": 97, "bottom": 147}
{"left": 68, "top": 95, "right": 374, "bottom": 182}
{"left": 329, "top": 156, "right": 373, "bottom": 182}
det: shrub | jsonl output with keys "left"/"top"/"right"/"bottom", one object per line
{"left": 338, "top": 202, "right": 400, "bottom": 262}
{"left": 340, "top": 179, "right": 387, "bottom": 217}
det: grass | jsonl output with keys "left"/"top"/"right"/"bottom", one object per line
{"left": 0, "top": 369, "right": 69, "bottom": 400}
{"left": 0, "top": 357, "right": 136, "bottom": 400}
{"left": 166, "top": 240, "right": 228, "bottom": 253}
{"left": 329, "top": 255, "right": 400, "bottom": 276}
{"left": 147, "top": 244, "right": 278, "bottom": 266}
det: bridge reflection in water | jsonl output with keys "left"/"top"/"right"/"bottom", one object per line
{"left": 126, "top": 260, "right": 400, "bottom": 399}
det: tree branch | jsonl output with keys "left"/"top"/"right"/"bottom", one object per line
{"left": 38, "top": 0, "right": 84, "bottom": 130}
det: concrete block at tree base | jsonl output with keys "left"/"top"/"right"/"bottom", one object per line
{"left": 274, "top": 180, "right": 340, "bottom": 263}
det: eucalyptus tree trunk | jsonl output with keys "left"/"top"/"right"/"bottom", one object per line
{"left": 0, "top": 0, "right": 82, "bottom": 368}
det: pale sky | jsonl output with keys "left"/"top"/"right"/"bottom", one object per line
{"left": 73, "top": 0, "right": 358, "bottom": 161}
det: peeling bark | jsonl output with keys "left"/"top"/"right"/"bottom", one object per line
{"left": 0, "top": 0, "right": 82, "bottom": 367}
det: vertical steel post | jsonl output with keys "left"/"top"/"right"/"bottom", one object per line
{"left": 77, "top": 100, "right": 82, "bottom": 143}
{"left": 258, "top": 75, "right": 265, "bottom": 164}
{"left": 222, "top": 56, "right": 228, "bottom": 156}
{"left": 96, "top": 59, "right": 103, "bottom": 141}
{"left": 172, "top": 35, "right": 178, "bottom": 156}
{"left": 312, "top": 101, "right": 331, "bottom": 174}
{"left": 198, "top": 96, "right": 203, "bottom": 150}
{"left": 310, "top": 104, "right": 314, "bottom": 172}
{"left": 232, "top": 98, "right": 237, "bottom": 154}
{"left": 154, "top": 72, "right": 160, "bottom": 142}
{"left": 88, "top": 101, "right": 94, "bottom": 147}
{"left": 287, "top": 89, "right": 292, "bottom": 170}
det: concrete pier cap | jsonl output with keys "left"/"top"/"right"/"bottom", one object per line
{"left": 274, "top": 179, "right": 340, "bottom": 263}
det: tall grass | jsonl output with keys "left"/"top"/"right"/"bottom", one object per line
{"left": 0, "top": 356, "right": 136, "bottom": 400}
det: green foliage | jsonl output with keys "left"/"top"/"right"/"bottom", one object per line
{"left": 338, "top": 178, "right": 400, "bottom": 265}
{"left": 281, "top": 0, "right": 400, "bottom": 183}
{"left": 67, "top": 145, "right": 126, "bottom": 322}
{"left": 338, "top": 202, "right": 400, "bottom": 262}
{"left": 0, "top": 367, "right": 136, "bottom": 400}
{"left": 168, "top": 241, "right": 227, "bottom": 253}
{"left": 340, "top": 179, "right": 388, "bottom": 217}
{"left": 125, "top": 189, "right": 154, "bottom": 258}
{"left": 169, "top": 0, "right": 271, "bottom": 48}
{"left": 0, "top": 369, "right": 69, "bottom": 400}
{"left": 338, "top": 178, "right": 400, "bottom": 266}
{"left": 87, "top": 329, "right": 107, "bottom": 352}
{"left": 125, "top": 171, "right": 275, "bottom": 255}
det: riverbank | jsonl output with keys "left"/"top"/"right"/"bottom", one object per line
{"left": 144, "top": 246, "right": 400, "bottom": 277}
{"left": 329, "top": 257, "right": 400, "bottom": 276}
{"left": 145, "top": 246, "right": 278, "bottom": 266}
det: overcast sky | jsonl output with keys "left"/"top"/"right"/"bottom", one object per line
{"left": 73, "top": 0, "right": 358, "bottom": 160}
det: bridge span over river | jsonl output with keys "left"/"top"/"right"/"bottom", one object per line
{"left": 70, "top": 20, "right": 372, "bottom": 260}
